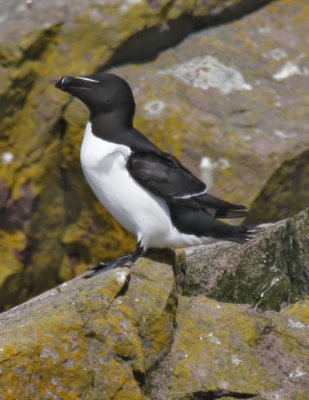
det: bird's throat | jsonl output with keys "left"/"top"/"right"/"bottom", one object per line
{"left": 90, "top": 110, "right": 134, "bottom": 140}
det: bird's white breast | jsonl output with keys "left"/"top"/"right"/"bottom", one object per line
{"left": 80, "top": 122, "right": 131, "bottom": 168}
{"left": 80, "top": 122, "right": 205, "bottom": 249}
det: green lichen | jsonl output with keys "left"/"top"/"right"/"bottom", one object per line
{"left": 124, "top": 259, "right": 177, "bottom": 370}
{"left": 247, "top": 150, "right": 309, "bottom": 224}
{"left": 180, "top": 208, "right": 309, "bottom": 311}
{"left": 169, "top": 296, "right": 277, "bottom": 398}
{"left": 0, "top": 261, "right": 176, "bottom": 399}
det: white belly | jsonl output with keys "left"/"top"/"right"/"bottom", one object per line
{"left": 80, "top": 123, "right": 205, "bottom": 249}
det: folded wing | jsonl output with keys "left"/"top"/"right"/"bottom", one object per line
{"left": 127, "top": 151, "right": 247, "bottom": 219}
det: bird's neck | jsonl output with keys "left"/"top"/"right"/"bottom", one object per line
{"left": 90, "top": 109, "right": 134, "bottom": 138}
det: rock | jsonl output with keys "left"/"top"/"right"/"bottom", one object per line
{"left": 0, "top": 0, "right": 271, "bottom": 310}
{"left": 146, "top": 296, "right": 309, "bottom": 400}
{"left": 177, "top": 207, "right": 309, "bottom": 311}
{"left": 0, "top": 257, "right": 176, "bottom": 400}
{"left": 0, "top": 246, "right": 308, "bottom": 399}
{"left": 246, "top": 149, "right": 309, "bottom": 224}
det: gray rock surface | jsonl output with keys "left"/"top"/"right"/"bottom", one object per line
{"left": 146, "top": 296, "right": 309, "bottom": 400}
{"left": 177, "top": 208, "right": 309, "bottom": 310}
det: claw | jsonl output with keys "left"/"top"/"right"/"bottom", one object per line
{"left": 83, "top": 241, "right": 144, "bottom": 279}
{"left": 88, "top": 262, "right": 106, "bottom": 272}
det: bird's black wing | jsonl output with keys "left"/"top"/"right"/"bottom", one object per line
{"left": 127, "top": 151, "right": 247, "bottom": 218}
{"left": 127, "top": 151, "right": 206, "bottom": 200}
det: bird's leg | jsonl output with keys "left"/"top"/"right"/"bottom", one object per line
{"left": 84, "top": 241, "right": 144, "bottom": 278}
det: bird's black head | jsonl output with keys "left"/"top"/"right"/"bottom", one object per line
{"left": 55, "top": 72, "right": 136, "bottom": 124}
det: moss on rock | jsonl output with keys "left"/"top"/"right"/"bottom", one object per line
{"left": 0, "top": 258, "right": 176, "bottom": 399}
{"left": 247, "top": 149, "right": 309, "bottom": 224}
{"left": 146, "top": 297, "right": 309, "bottom": 400}
{"left": 179, "top": 208, "right": 309, "bottom": 311}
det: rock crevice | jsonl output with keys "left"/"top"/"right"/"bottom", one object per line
{"left": 102, "top": 0, "right": 273, "bottom": 70}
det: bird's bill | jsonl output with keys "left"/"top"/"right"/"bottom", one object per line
{"left": 54, "top": 75, "right": 99, "bottom": 94}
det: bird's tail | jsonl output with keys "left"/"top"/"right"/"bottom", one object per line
{"left": 169, "top": 203, "right": 256, "bottom": 244}
{"left": 191, "top": 193, "right": 248, "bottom": 219}
{"left": 215, "top": 224, "right": 256, "bottom": 244}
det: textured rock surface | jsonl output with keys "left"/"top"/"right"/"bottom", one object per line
{"left": 0, "top": 0, "right": 272, "bottom": 310}
{"left": 146, "top": 297, "right": 309, "bottom": 400}
{"left": 0, "top": 258, "right": 176, "bottom": 400}
{"left": 178, "top": 208, "right": 309, "bottom": 311}
{"left": 1, "top": 0, "right": 308, "bottom": 312}
{"left": 0, "top": 243, "right": 308, "bottom": 399}
{"left": 246, "top": 149, "right": 309, "bottom": 224}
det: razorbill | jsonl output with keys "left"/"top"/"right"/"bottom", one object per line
{"left": 55, "top": 73, "right": 252, "bottom": 276}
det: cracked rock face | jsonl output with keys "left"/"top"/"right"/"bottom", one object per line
{"left": 0, "top": 259, "right": 177, "bottom": 400}
{"left": 178, "top": 207, "right": 309, "bottom": 311}
{"left": 146, "top": 296, "right": 309, "bottom": 400}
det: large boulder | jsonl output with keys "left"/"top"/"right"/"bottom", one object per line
{"left": 246, "top": 149, "right": 309, "bottom": 224}
{"left": 177, "top": 207, "right": 309, "bottom": 311}
{"left": 0, "top": 259, "right": 176, "bottom": 400}
{"left": 0, "top": 208, "right": 308, "bottom": 399}
{"left": 147, "top": 296, "right": 309, "bottom": 400}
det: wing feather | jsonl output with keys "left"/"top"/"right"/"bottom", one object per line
{"left": 127, "top": 151, "right": 247, "bottom": 218}
{"left": 127, "top": 151, "right": 206, "bottom": 199}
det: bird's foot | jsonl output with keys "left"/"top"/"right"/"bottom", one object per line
{"left": 84, "top": 260, "right": 131, "bottom": 279}
{"left": 83, "top": 241, "right": 144, "bottom": 279}
{"left": 89, "top": 259, "right": 132, "bottom": 272}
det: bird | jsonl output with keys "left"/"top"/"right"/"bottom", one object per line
{"left": 55, "top": 73, "right": 252, "bottom": 277}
